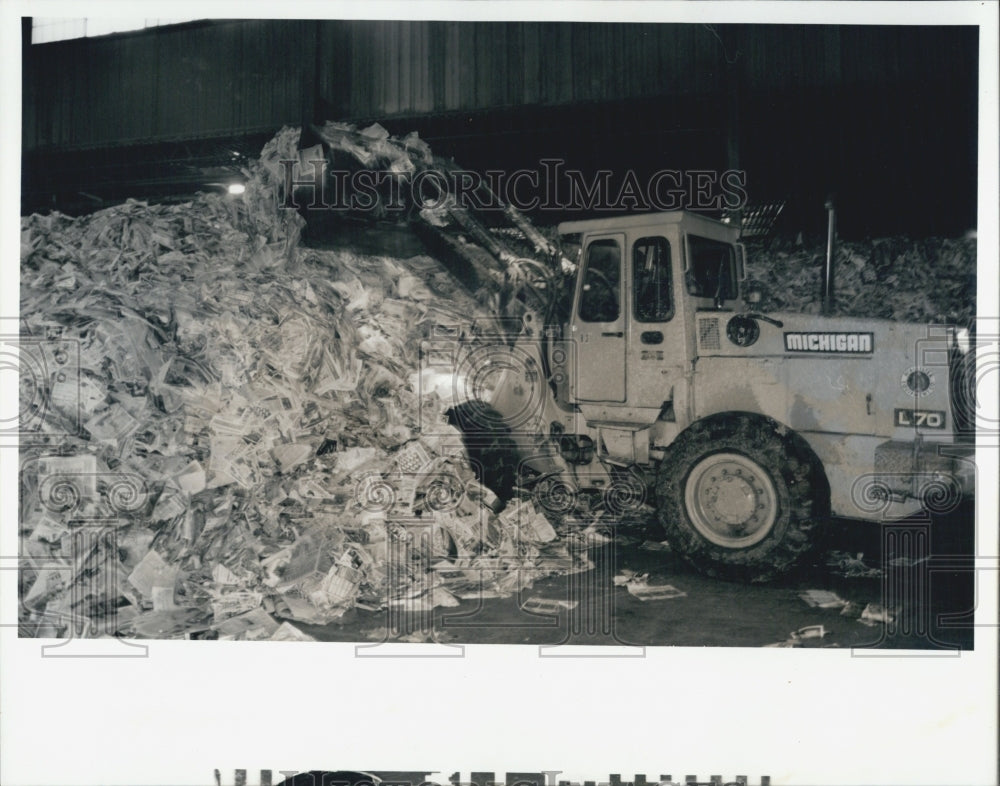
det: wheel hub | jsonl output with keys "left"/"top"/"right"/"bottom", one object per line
{"left": 706, "top": 472, "right": 757, "bottom": 525}
{"left": 684, "top": 453, "right": 779, "bottom": 548}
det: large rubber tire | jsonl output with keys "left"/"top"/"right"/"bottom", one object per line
{"left": 655, "top": 412, "right": 829, "bottom": 583}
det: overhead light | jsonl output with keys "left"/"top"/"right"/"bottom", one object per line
{"left": 227, "top": 183, "right": 246, "bottom": 196}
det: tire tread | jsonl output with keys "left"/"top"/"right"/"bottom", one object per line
{"left": 655, "top": 412, "right": 829, "bottom": 583}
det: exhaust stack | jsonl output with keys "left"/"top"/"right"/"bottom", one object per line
{"left": 822, "top": 196, "right": 837, "bottom": 315}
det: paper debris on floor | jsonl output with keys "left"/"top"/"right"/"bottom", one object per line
{"left": 625, "top": 582, "right": 687, "bottom": 601}
{"left": 826, "top": 551, "right": 883, "bottom": 579}
{"left": 213, "top": 608, "right": 280, "bottom": 640}
{"left": 859, "top": 603, "right": 899, "bottom": 626}
{"left": 763, "top": 638, "right": 802, "bottom": 648}
{"left": 799, "top": 589, "right": 850, "bottom": 609}
{"left": 765, "top": 625, "right": 827, "bottom": 648}
{"left": 520, "top": 597, "right": 579, "bottom": 614}
{"left": 613, "top": 571, "right": 686, "bottom": 601}
{"left": 839, "top": 601, "right": 865, "bottom": 619}
{"left": 791, "top": 624, "right": 827, "bottom": 640}
{"left": 269, "top": 621, "right": 317, "bottom": 642}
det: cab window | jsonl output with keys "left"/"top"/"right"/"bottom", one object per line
{"left": 633, "top": 237, "right": 672, "bottom": 322}
{"left": 685, "top": 235, "right": 738, "bottom": 301}
{"left": 579, "top": 238, "right": 621, "bottom": 322}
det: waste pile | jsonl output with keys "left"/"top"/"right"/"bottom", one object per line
{"left": 304, "top": 120, "right": 569, "bottom": 329}
{"left": 745, "top": 234, "right": 977, "bottom": 325}
{"left": 18, "top": 126, "right": 589, "bottom": 641}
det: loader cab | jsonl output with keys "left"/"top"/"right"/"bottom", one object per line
{"left": 558, "top": 211, "right": 744, "bottom": 422}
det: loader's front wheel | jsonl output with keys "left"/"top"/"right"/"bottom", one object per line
{"left": 656, "top": 413, "right": 828, "bottom": 583}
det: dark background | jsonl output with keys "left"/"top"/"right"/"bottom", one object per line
{"left": 22, "top": 19, "right": 978, "bottom": 239}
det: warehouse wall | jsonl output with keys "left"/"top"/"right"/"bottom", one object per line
{"left": 317, "top": 21, "right": 721, "bottom": 117}
{"left": 22, "top": 20, "right": 978, "bottom": 236}
{"left": 321, "top": 22, "right": 974, "bottom": 118}
{"left": 23, "top": 19, "right": 315, "bottom": 151}
{"left": 24, "top": 20, "right": 976, "bottom": 151}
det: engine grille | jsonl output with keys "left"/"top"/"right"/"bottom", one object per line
{"left": 699, "top": 318, "right": 721, "bottom": 350}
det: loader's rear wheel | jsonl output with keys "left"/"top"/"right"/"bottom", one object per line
{"left": 656, "top": 413, "right": 828, "bottom": 583}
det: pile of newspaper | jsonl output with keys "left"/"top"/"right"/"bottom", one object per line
{"left": 745, "top": 233, "right": 977, "bottom": 324}
{"left": 18, "top": 130, "right": 590, "bottom": 641}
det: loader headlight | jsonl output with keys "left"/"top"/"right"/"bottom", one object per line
{"left": 903, "top": 369, "right": 933, "bottom": 396}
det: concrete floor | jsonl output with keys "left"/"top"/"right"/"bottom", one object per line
{"left": 299, "top": 503, "right": 976, "bottom": 651}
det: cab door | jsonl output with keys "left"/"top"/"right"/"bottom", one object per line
{"left": 626, "top": 233, "right": 688, "bottom": 410}
{"left": 571, "top": 234, "right": 626, "bottom": 402}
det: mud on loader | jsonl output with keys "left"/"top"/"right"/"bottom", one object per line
{"left": 297, "top": 122, "right": 977, "bottom": 583}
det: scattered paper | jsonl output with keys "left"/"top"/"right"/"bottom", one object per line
{"left": 127, "top": 550, "right": 177, "bottom": 599}
{"left": 151, "top": 585, "right": 177, "bottom": 611}
{"left": 214, "top": 608, "right": 280, "bottom": 640}
{"left": 625, "top": 582, "right": 687, "bottom": 601}
{"left": 85, "top": 403, "right": 139, "bottom": 441}
{"left": 799, "top": 589, "right": 849, "bottom": 609}
{"left": 765, "top": 625, "right": 827, "bottom": 648}
{"left": 270, "top": 621, "right": 317, "bottom": 642}
{"left": 860, "top": 603, "right": 898, "bottom": 626}
{"left": 212, "top": 591, "right": 264, "bottom": 621}
{"left": 520, "top": 597, "right": 579, "bottom": 614}
{"left": 389, "top": 587, "right": 461, "bottom": 611}
{"left": 827, "top": 551, "right": 883, "bottom": 579}
{"left": 614, "top": 571, "right": 687, "bottom": 601}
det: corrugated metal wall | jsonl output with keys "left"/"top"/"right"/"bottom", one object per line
{"left": 23, "top": 20, "right": 976, "bottom": 153}
{"left": 320, "top": 21, "right": 974, "bottom": 118}
{"left": 24, "top": 19, "right": 314, "bottom": 151}
{"left": 318, "top": 22, "right": 724, "bottom": 117}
